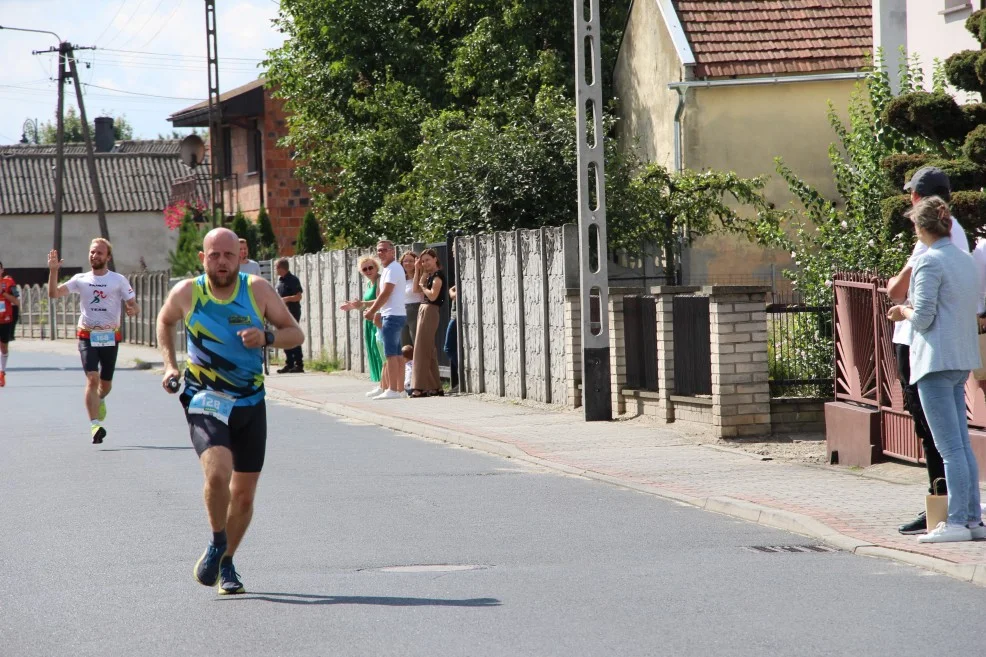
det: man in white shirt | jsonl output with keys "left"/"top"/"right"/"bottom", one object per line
{"left": 364, "top": 240, "right": 407, "bottom": 399}
{"left": 48, "top": 238, "right": 139, "bottom": 444}
{"left": 887, "top": 167, "right": 968, "bottom": 535}
{"left": 238, "top": 239, "right": 262, "bottom": 277}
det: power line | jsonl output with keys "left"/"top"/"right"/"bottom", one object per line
{"left": 82, "top": 83, "right": 203, "bottom": 101}
{"left": 92, "top": 0, "right": 129, "bottom": 46}
{"left": 117, "top": 0, "right": 173, "bottom": 50}
{"left": 138, "top": 0, "right": 187, "bottom": 50}
{"left": 103, "top": 0, "right": 152, "bottom": 49}
{"left": 98, "top": 47, "right": 262, "bottom": 62}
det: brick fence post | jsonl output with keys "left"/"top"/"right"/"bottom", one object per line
{"left": 653, "top": 286, "right": 700, "bottom": 422}
{"left": 608, "top": 293, "right": 624, "bottom": 415}
{"left": 707, "top": 286, "right": 771, "bottom": 438}
{"left": 564, "top": 288, "right": 582, "bottom": 408}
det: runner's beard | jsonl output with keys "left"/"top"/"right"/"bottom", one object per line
{"left": 90, "top": 256, "right": 108, "bottom": 270}
{"left": 206, "top": 264, "right": 239, "bottom": 289}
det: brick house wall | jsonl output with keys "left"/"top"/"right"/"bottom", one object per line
{"left": 202, "top": 87, "right": 312, "bottom": 256}
{"left": 262, "top": 91, "right": 310, "bottom": 255}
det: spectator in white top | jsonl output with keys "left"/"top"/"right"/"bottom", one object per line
{"left": 886, "top": 166, "right": 969, "bottom": 536}
{"left": 238, "top": 239, "right": 262, "bottom": 277}
{"left": 400, "top": 250, "right": 424, "bottom": 347}
{"left": 363, "top": 240, "right": 407, "bottom": 399}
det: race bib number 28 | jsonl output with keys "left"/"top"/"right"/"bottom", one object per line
{"left": 187, "top": 390, "right": 236, "bottom": 425}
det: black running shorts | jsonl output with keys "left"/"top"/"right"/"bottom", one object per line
{"left": 181, "top": 397, "right": 268, "bottom": 473}
{"left": 0, "top": 323, "right": 13, "bottom": 343}
{"left": 78, "top": 338, "right": 120, "bottom": 381}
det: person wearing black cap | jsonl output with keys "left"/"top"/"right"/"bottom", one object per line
{"left": 887, "top": 166, "right": 970, "bottom": 535}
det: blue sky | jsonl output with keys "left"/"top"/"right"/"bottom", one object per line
{"left": 0, "top": 0, "right": 285, "bottom": 143}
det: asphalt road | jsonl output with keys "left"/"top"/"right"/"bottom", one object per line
{"left": 1, "top": 351, "right": 985, "bottom": 657}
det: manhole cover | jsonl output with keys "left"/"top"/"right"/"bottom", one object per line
{"left": 744, "top": 545, "right": 836, "bottom": 554}
{"left": 376, "top": 564, "right": 489, "bottom": 573}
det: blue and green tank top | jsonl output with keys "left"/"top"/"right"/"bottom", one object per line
{"left": 184, "top": 273, "right": 265, "bottom": 406}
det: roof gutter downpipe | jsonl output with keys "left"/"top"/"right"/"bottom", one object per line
{"left": 671, "top": 85, "right": 687, "bottom": 285}
{"left": 673, "top": 86, "right": 686, "bottom": 174}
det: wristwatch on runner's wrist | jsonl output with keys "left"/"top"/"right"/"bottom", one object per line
{"left": 264, "top": 330, "right": 275, "bottom": 346}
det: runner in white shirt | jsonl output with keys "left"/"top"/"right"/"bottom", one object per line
{"left": 48, "top": 239, "right": 139, "bottom": 444}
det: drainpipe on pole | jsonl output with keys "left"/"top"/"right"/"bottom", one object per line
{"left": 672, "top": 86, "right": 687, "bottom": 285}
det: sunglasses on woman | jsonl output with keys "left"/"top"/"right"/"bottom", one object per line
{"left": 361, "top": 265, "right": 375, "bottom": 272}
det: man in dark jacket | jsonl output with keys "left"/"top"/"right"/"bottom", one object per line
{"left": 275, "top": 258, "right": 305, "bottom": 373}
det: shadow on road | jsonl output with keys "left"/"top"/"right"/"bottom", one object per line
{"left": 99, "top": 446, "right": 194, "bottom": 452}
{"left": 217, "top": 593, "right": 501, "bottom": 607}
{"left": 4, "top": 367, "right": 150, "bottom": 372}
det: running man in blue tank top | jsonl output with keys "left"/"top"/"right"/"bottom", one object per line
{"left": 156, "top": 228, "right": 304, "bottom": 595}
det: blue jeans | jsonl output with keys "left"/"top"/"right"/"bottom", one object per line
{"left": 379, "top": 315, "right": 406, "bottom": 357}
{"left": 917, "top": 369, "right": 982, "bottom": 527}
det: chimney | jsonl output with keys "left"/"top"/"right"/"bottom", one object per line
{"left": 94, "top": 117, "right": 115, "bottom": 153}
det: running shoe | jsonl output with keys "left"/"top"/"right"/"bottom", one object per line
{"left": 218, "top": 560, "right": 245, "bottom": 595}
{"left": 0, "top": 371, "right": 5, "bottom": 387}
{"left": 90, "top": 423, "right": 106, "bottom": 444}
{"left": 98, "top": 400, "right": 107, "bottom": 422}
{"left": 194, "top": 543, "right": 226, "bottom": 587}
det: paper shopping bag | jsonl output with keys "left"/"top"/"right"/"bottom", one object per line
{"left": 925, "top": 478, "right": 948, "bottom": 530}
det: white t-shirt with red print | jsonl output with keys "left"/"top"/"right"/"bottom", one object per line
{"left": 65, "top": 271, "right": 135, "bottom": 331}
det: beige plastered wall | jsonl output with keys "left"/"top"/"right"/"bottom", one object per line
{"left": 613, "top": 1, "right": 860, "bottom": 290}
{"left": 612, "top": 0, "right": 682, "bottom": 169}
{"left": 680, "top": 81, "right": 856, "bottom": 288}
{"left": 0, "top": 212, "right": 178, "bottom": 274}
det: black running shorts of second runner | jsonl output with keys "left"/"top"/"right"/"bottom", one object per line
{"left": 0, "top": 323, "right": 14, "bottom": 343}
{"left": 180, "top": 397, "right": 268, "bottom": 473}
{"left": 78, "top": 338, "right": 120, "bottom": 380}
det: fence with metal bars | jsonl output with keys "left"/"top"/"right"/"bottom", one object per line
{"left": 765, "top": 294, "right": 834, "bottom": 398}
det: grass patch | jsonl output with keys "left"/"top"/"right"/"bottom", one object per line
{"left": 307, "top": 356, "right": 342, "bottom": 373}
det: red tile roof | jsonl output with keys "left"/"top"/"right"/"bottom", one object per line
{"left": 673, "top": 0, "right": 872, "bottom": 78}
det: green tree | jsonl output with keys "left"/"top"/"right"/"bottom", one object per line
{"left": 296, "top": 209, "right": 324, "bottom": 254}
{"left": 229, "top": 210, "right": 258, "bottom": 257}
{"left": 609, "top": 162, "right": 785, "bottom": 282}
{"left": 255, "top": 207, "right": 279, "bottom": 259}
{"left": 38, "top": 108, "right": 135, "bottom": 144}
{"left": 772, "top": 51, "right": 943, "bottom": 305}
{"left": 265, "top": 0, "right": 631, "bottom": 246}
{"left": 169, "top": 213, "right": 206, "bottom": 277}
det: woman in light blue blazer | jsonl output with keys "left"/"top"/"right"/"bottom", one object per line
{"left": 888, "top": 196, "right": 984, "bottom": 544}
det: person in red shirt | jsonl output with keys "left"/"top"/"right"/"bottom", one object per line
{"left": 0, "top": 261, "right": 20, "bottom": 387}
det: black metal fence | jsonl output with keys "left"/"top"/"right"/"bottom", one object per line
{"left": 766, "top": 295, "right": 834, "bottom": 398}
{"left": 673, "top": 296, "right": 712, "bottom": 396}
{"left": 622, "top": 295, "right": 658, "bottom": 391}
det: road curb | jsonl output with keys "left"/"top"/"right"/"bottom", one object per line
{"left": 264, "top": 387, "right": 986, "bottom": 588}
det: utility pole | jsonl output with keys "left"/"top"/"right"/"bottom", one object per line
{"left": 205, "top": 0, "right": 225, "bottom": 226}
{"left": 67, "top": 45, "right": 113, "bottom": 256}
{"left": 574, "top": 0, "right": 612, "bottom": 421}
{"left": 33, "top": 42, "right": 113, "bottom": 269}
{"left": 52, "top": 41, "right": 67, "bottom": 259}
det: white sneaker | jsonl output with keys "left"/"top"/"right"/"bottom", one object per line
{"left": 372, "top": 390, "right": 404, "bottom": 400}
{"left": 917, "top": 522, "right": 973, "bottom": 543}
{"left": 968, "top": 523, "right": 986, "bottom": 540}
{"left": 365, "top": 387, "right": 384, "bottom": 398}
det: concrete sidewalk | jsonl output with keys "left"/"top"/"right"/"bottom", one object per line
{"left": 14, "top": 339, "right": 986, "bottom": 586}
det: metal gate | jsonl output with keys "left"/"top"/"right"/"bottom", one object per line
{"left": 672, "top": 296, "right": 711, "bottom": 396}
{"left": 622, "top": 295, "right": 658, "bottom": 391}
